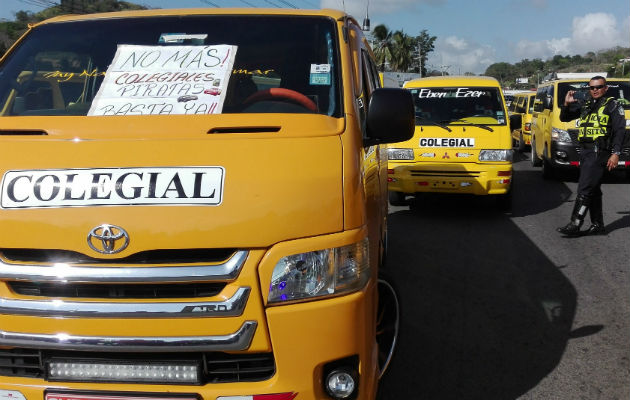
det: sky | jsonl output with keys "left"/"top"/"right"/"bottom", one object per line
{"left": 2, "top": 0, "right": 629, "bottom": 74}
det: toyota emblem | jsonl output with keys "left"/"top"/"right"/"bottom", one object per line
{"left": 87, "top": 224, "right": 129, "bottom": 254}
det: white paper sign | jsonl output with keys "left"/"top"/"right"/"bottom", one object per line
{"left": 88, "top": 44, "right": 237, "bottom": 116}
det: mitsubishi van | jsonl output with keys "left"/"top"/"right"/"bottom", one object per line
{"left": 0, "top": 8, "right": 414, "bottom": 400}
{"left": 387, "top": 76, "right": 513, "bottom": 206}
{"left": 530, "top": 78, "right": 630, "bottom": 179}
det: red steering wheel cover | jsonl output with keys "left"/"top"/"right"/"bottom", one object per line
{"left": 244, "top": 88, "right": 317, "bottom": 112}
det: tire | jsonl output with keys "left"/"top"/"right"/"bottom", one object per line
{"left": 531, "top": 138, "right": 542, "bottom": 167}
{"left": 388, "top": 191, "right": 406, "bottom": 206}
{"left": 496, "top": 188, "right": 513, "bottom": 211}
{"left": 542, "top": 157, "right": 555, "bottom": 180}
{"left": 541, "top": 147, "right": 556, "bottom": 180}
{"left": 376, "top": 277, "right": 401, "bottom": 380}
{"left": 518, "top": 131, "right": 526, "bottom": 153}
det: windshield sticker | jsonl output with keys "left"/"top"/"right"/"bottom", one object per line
{"left": 159, "top": 33, "right": 208, "bottom": 44}
{"left": 419, "top": 138, "right": 475, "bottom": 148}
{"left": 0, "top": 167, "right": 225, "bottom": 209}
{"left": 44, "top": 69, "right": 106, "bottom": 82}
{"left": 310, "top": 63, "right": 331, "bottom": 86}
{"left": 88, "top": 44, "right": 237, "bottom": 116}
{"left": 417, "top": 88, "right": 485, "bottom": 98}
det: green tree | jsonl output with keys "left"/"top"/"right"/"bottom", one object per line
{"left": 372, "top": 24, "right": 394, "bottom": 72}
{"left": 390, "top": 30, "right": 415, "bottom": 72}
{"left": 414, "top": 29, "right": 436, "bottom": 77}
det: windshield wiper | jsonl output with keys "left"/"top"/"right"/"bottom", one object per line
{"left": 441, "top": 118, "right": 494, "bottom": 132}
{"left": 416, "top": 116, "right": 452, "bottom": 132}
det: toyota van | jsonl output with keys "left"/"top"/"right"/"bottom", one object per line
{"left": 387, "top": 76, "right": 513, "bottom": 206}
{"left": 530, "top": 78, "right": 630, "bottom": 179}
{"left": 0, "top": 8, "right": 414, "bottom": 400}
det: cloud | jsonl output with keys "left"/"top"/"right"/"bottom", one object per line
{"left": 319, "top": 0, "right": 444, "bottom": 21}
{"left": 513, "top": 12, "right": 628, "bottom": 60}
{"left": 428, "top": 36, "right": 495, "bottom": 75}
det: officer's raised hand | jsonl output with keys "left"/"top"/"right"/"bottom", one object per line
{"left": 564, "top": 90, "right": 576, "bottom": 106}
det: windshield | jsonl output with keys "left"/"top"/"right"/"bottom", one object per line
{"left": 557, "top": 81, "right": 630, "bottom": 108}
{"left": 408, "top": 86, "right": 507, "bottom": 126}
{"left": 0, "top": 15, "right": 341, "bottom": 117}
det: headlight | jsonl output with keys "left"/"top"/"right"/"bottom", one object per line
{"left": 551, "top": 127, "right": 572, "bottom": 143}
{"left": 478, "top": 149, "right": 513, "bottom": 162}
{"left": 387, "top": 148, "right": 414, "bottom": 160}
{"left": 268, "top": 239, "right": 369, "bottom": 304}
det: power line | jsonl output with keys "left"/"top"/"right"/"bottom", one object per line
{"left": 239, "top": 0, "right": 257, "bottom": 6}
{"left": 275, "top": 0, "right": 298, "bottom": 8}
{"left": 262, "top": 0, "right": 282, "bottom": 7}
{"left": 199, "top": 0, "right": 220, "bottom": 7}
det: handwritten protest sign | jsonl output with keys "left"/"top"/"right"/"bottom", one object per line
{"left": 88, "top": 44, "right": 237, "bottom": 116}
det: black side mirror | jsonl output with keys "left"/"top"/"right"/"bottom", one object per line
{"left": 365, "top": 88, "right": 414, "bottom": 146}
{"left": 509, "top": 114, "right": 522, "bottom": 132}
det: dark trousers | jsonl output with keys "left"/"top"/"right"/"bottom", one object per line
{"left": 577, "top": 146, "right": 607, "bottom": 199}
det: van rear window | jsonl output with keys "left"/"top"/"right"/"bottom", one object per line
{"left": 0, "top": 15, "right": 341, "bottom": 117}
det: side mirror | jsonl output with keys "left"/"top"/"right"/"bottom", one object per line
{"left": 533, "top": 100, "right": 543, "bottom": 113}
{"left": 544, "top": 95, "right": 553, "bottom": 110}
{"left": 509, "top": 114, "right": 522, "bottom": 132}
{"left": 365, "top": 88, "right": 414, "bottom": 146}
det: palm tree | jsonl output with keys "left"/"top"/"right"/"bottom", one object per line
{"left": 372, "top": 24, "right": 394, "bottom": 72}
{"left": 390, "top": 30, "right": 415, "bottom": 72}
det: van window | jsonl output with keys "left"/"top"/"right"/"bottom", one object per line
{"left": 527, "top": 95, "right": 535, "bottom": 113}
{"left": 0, "top": 15, "right": 342, "bottom": 117}
{"left": 409, "top": 86, "right": 506, "bottom": 125}
{"left": 557, "top": 81, "right": 630, "bottom": 107}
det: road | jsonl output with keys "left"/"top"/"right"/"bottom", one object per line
{"left": 377, "top": 151, "right": 630, "bottom": 400}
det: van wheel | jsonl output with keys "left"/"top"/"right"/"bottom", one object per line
{"left": 518, "top": 132, "right": 526, "bottom": 152}
{"left": 376, "top": 277, "right": 400, "bottom": 380}
{"left": 531, "top": 138, "right": 542, "bottom": 167}
{"left": 542, "top": 157, "right": 555, "bottom": 180}
{"left": 388, "top": 191, "right": 407, "bottom": 206}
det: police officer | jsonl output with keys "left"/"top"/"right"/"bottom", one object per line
{"left": 557, "top": 76, "right": 626, "bottom": 237}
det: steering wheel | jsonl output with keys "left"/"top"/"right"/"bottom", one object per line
{"left": 243, "top": 88, "right": 317, "bottom": 112}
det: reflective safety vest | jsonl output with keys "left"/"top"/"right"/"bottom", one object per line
{"left": 578, "top": 97, "right": 613, "bottom": 142}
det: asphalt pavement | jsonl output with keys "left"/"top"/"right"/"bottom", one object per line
{"left": 378, "top": 150, "right": 630, "bottom": 400}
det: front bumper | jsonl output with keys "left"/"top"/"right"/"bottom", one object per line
{"left": 0, "top": 288, "right": 376, "bottom": 400}
{"left": 550, "top": 141, "right": 630, "bottom": 170}
{"left": 0, "top": 228, "right": 378, "bottom": 400}
{"left": 388, "top": 161, "right": 512, "bottom": 195}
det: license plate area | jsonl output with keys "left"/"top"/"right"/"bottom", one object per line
{"left": 430, "top": 180, "right": 457, "bottom": 189}
{"left": 46, "top": 392, "right": 199, "bottom": 400}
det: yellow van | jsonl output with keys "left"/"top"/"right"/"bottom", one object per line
{"left": 0, "top": 8, "right": 414, "bottom": 400}
{"left": 387, "top": 76, "right": 513, "bottom": 206}
{"left": 509, "top": 92, "right": 536, "bottom": 152}
{"left": 530, "top": 78, "right": 630, "bottom": 179}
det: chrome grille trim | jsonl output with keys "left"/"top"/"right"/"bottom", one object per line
{"left": 0, "top": 287, "right": 250, "bottom": 318}
{"left": 0, "top": 321, "right": 257, "bottom": 352}
{"left": 0, "top": 250, "right": 248, "bottom": 283}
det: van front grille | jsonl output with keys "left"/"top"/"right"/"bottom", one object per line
{"left": 0, "top": 248, "right": 237, "bottom": 265}
{"left": 0, "top": 348, "right": 43, "bottom": 378}
{"left": 8, "top": 281, "right": 226, "bottom": 299}
{"left": 410, "top": 170, "right": 481, "bottom": 178}
{"left": 0, "top": 348, "right": 275, "bottom": 383}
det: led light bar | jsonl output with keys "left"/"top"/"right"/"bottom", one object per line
{"left": 47, "top": 361, "right": 200, "bottom": 384}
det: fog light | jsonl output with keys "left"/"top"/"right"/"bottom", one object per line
{"left": 48, "top": 361, "right": 199, "bottom": 384}
{"left": 325, "top": 368, "right": 357, "bottom": 399}
{"left": 555, "top": 151, "right": 567, "bottom": 158}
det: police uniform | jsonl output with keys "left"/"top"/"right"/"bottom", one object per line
{"left": 557, "top": 95, "right": 626, "bottom": 236}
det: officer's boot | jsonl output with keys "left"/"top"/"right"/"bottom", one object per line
{"left": 584, "top": 195, "right": 606, "bottom": 235}
{"left": 556, "top": 195, "right": 589, "bottom": 237}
